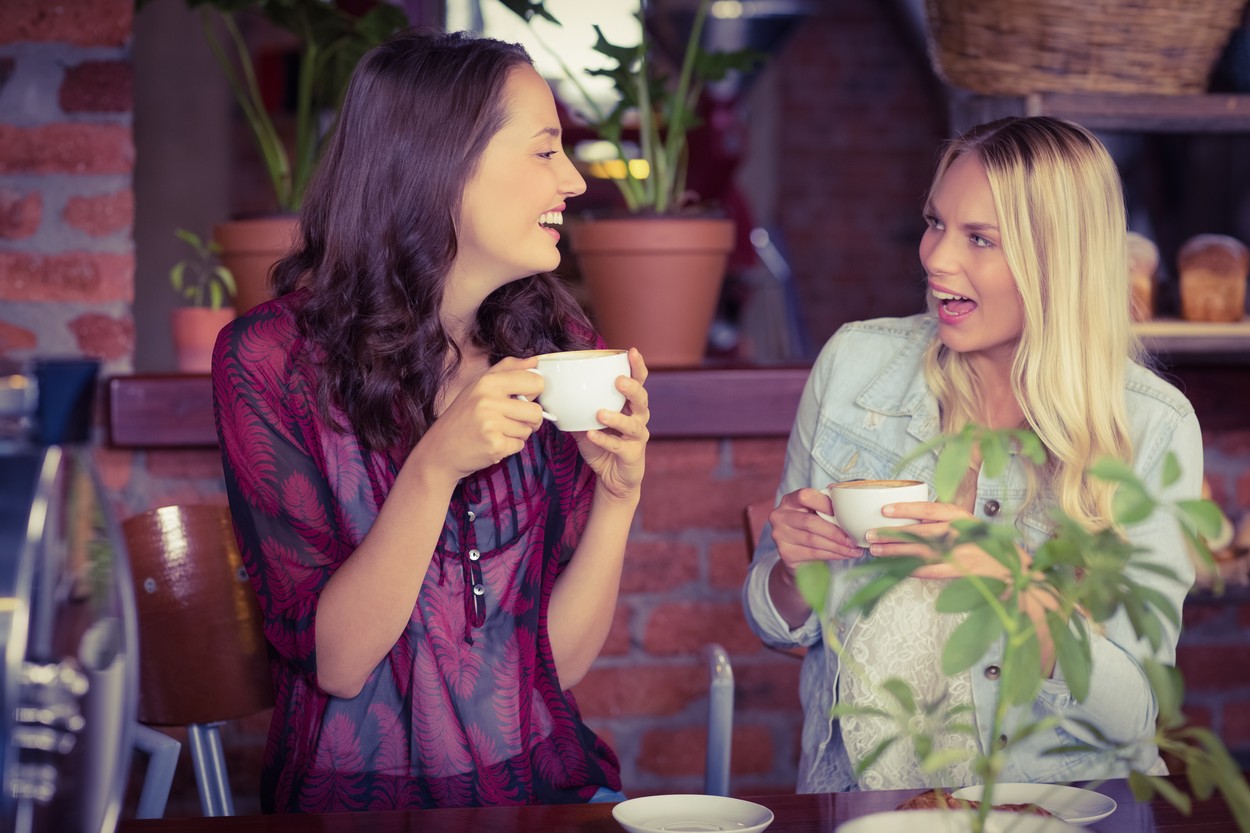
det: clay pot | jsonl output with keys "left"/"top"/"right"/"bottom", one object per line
{"left": 568, "top": 216, "right": 734, "bottom": 367}
{"left": 170, "top": 307, "right": 235, "bottom": 374}
{"left": 213, "top": 216, "right": 299, "bottom": 316}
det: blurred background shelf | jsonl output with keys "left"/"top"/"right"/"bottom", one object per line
{"left": 1135, "top": 319, "right": 1250, "bottom": 353}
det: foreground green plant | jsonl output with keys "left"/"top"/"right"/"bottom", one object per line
{"left": 794, "top": 425, "right": 1250, "bottom": 832}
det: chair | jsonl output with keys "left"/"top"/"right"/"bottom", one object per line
{"left": 122, "top": 504, "right": 273, "bottom": 817}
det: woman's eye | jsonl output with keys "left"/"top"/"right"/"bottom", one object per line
{"left": 970, "top": 234, "right": 992, "bottom": 248}
{"left": 924, "top": 215, "right": 943, "bottom": 230}
{"left": 538, "top": 150, "right": 558, "bottom": 160}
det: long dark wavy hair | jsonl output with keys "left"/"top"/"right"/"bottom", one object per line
{"left": 272, "top": 29, "right": 594, "bottom": 455}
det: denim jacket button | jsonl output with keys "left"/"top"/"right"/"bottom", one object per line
{"left": 996, "top": 734, "right": 1008, "bottom": 749}
{"left": 984, "top": 499, "right": 1001, "bottom": 517}
{"left": 984, "top": 665, "right": 1001, "bottom": 680}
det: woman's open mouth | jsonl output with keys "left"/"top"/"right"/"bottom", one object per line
{"left": 933, "top": 288, "right": 977, "bottom": 320}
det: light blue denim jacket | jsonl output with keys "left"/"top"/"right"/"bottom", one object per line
{"left": 742, "top": 314, "right": 1201, "bottom": 793}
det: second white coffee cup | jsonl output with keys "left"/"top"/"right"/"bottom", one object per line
{"left": 818, "top": 479, "right": 931, "bottom": 548}
{"left": 525, "top": 349, "right": 630, "bottom": 432}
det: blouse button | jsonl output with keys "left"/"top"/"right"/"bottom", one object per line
{"left": 468, "top": 549, "right": 481, "bottom": 561}
{"left": 984, "top": 499, "right": 1001, "bottom": 517}
{"left": 473, "top": 583, "right": 485, "bottom": 596}
{"left": 984, "top": 665, "right": 1001, "bottom": 680}
{"left": 467, "top": 510, "right": 476, "bottom": 522}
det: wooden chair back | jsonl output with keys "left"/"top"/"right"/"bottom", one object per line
{"left": 122, "top": 504, "right": 272, "bottom": 727}
{"left": 743, "top": 497, "right": 775, "bottom": 562}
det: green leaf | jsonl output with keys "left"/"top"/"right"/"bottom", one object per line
{"left": 881, "top": 678, "right": 917, "bottom": 714}
{"left": 935, "top": 578, "right": 1003, "bottom": 613}
{"left": 1162, "top": 451, "right": 1182, "bottom": 488}
{"left": 933, "top": 431, "right": 974, "bottom": 503}
{"left": 1145, "top": 772, "right": 1192, "bottom": 815}
{"left": 1112, "top": 483, "right": 1156, "bottom": 526}
{"left": 1127, "top": 770, "right": 1156, "bottom": 803}
{"left": 941, "top": 604, "right": 1001, "bottom": 676}
{"left": 980, "top": 430, "right": 1009, "bottom": 479}
{"left": 1049, "top": 611, "right": 1091, "bottom": 702}
{"left": 1087, "top": 457, "right": 1142, "bottom": 486}
{"left": 1144, "top": 659, "right": 1184, "bottom": 727}
{"left": 794, "top": 562, "right": 830, "bottom": 615}
{"left": 1014, "top": 430, "right": 1048, "bottom": 466}
{"left": 1002, "top": 627, "right": 1044, "bottom": 706}
{"left": 920, "top": 747, "right": 976, "bottom": 774}
{"left": 170, "top": 261, "right": 186, "bottom": 293}
{"left": 1177, "top": 499, "right": 1225, "bottom": 540}
{"left": 853, "top": 737, "right": 898, "bottom": 777}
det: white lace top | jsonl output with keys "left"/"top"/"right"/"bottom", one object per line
{"left": 838, "top": 577, "right": 980, "bottom": 790}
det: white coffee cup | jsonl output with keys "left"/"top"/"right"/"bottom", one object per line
{"left": 818, "top": 479, "right": 930, "bottom": 548}
{"left": 525, "top": 349, "right": 630, "bottom": 432}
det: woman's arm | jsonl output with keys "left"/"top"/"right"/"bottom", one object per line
{"left": 547, "top": 349, "right": 650, "bottom": 687}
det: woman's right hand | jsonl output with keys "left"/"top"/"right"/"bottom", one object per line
{"left": 417, "top": 356, "right": 547, "bottom": 480}
{"left": 769, "top": 487, "right": 865, "bottom": 577}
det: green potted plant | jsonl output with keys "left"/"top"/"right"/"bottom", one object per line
{"left": 793, "top": 426, "right": 1250, "bottom": 832}
{"left": 168, "top": 228, "right": 238, "bottom": 373}
{"left": 138, "top": 0, "right": 409, "bottom": 314}
{"left": 496, "top": 0, "right": 760, "bottom": 366}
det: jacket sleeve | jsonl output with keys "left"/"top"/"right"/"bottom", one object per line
{"left": 1035, "top": 404, "right": 1202, "bottom": 746}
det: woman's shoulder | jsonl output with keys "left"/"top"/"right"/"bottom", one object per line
{"left": 213, "top": 293, "right": 310, "bottom": 392}
{"left": 1124, "top": 361, "right": 1197, "bottom": 422}
{"left": 814, "top": 314, "right": 933, "bottom": 373}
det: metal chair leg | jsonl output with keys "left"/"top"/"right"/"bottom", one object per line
{"left": 132, "top": 723, "right": 181, "bottom": 819}
{"left": 705, "top": 643, "right": 734, "bottom": 796}
{"left": 187, "top": 722, "right": 234, "bottom": 816}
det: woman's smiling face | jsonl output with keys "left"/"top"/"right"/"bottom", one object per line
{"left": 454, "top": 64, "right": 586, "bottom": 292}
{"left": 919, "top": 153, "right": 1025, "bottom": 370}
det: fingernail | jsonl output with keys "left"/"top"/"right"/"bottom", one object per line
{"left": 882, "top": 505, "right": 895, "bottom": 516}
{"left": 865, "top": 531, "right": 877, "bottom": 542}
{"left": 868, "top": 545, "right": 881, "bottom": 555}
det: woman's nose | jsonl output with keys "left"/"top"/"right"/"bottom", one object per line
{"left": 561, "top": 153, "right": 587, "bottom": 198}
{"left": 920, "top": 228, "right": 952, "bottom": 277}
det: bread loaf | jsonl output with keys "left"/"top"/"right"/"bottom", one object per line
{"left": 1127, "top": 231, "right": 1158, "bottom": 321}
{"left": 1178, "top": 233, "right": 1249, "bottom": 323}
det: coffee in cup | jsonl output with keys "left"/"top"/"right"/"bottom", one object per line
{"left": 819, "top": 479, "right": 930, "bottom": 548}
{"left": 525, "top": 349, "right": 630, "bottom": 432}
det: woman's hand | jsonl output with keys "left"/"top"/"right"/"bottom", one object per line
{"left": 417, "top": 356, "right": 547, "bottom": 481}
{"left": 574, "top": 348, "right": 649, "bottom": 502}
{"left": 867, "top": 500, "right": 1024, "bottom": 580}
{"left": 769, "top": 487, "right": 864, "bottom": 577}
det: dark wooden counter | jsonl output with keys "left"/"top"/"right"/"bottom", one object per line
{"left": 113, "top": 778, "right": 1244, "bottom": 833}
{"left": 106, "top": 356, "right": 1246, "bottom": 449}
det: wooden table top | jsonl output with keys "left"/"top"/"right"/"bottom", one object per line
{"left": 115, "top": 778, "right": 1240, "bottom": 832}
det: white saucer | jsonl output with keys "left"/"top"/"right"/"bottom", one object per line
{"left": 951, "top": 783, "right": 1117, "bottom": 825}
{"left": 612, "top": 794, "right": 775, "bottom": 833}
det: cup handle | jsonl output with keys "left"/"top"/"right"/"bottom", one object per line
{"left": 518, "top": 368, "right": 556, "bottom": 422}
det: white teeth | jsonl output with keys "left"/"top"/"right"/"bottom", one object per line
{"left": 932, "top": 290, "right": 968, "bottom": 301}
{"left": 539, "top": 211, "right": 564, "bottom": 226}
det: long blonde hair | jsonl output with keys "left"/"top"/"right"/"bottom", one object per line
{"left": 922, "top": 116, "right": 1142, "bottom": 528}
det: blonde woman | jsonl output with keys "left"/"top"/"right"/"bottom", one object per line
{"left": 743, "top": 116, "right": 1201, "bottom": 792}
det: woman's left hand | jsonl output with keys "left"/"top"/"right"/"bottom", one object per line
{"left": 574, "top": 347, "right": 649, "bottom": 502}
{"left": 866, "top": 500, "right": 1024, "bottom": 580}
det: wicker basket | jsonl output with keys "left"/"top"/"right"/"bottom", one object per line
{"left": 924, "top": 0, "right": 1249, "bottom": 95}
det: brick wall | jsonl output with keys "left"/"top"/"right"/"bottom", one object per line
{"left": 0, "top": 0, "right": 135, "bottom": 366}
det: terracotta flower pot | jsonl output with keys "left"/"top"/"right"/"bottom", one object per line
{"left": 568, "top": 216, "right": 734, "bottom": 367}
{"left": 171, "top": 307, "right": 235, "bottom": 374}
{"left": 213, "top": 216, "right": 299, "bottom": 316}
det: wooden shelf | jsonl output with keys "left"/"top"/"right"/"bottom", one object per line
{"left": 947, "top": 91, "right": 1250, "bottom": 133}
{"left": 1135, "top": 319, "right": 1250, "bottom": 354}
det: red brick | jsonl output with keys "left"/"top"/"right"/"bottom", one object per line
{"left": 0, "top": 57, "right": 12, "bottom": 88}
{"left": 1183, "top": 704, "right": 1213, "bottom": 729}
{"left": 730, "top": 437, "right": 788, "bottom": 474}
{"left": 59, "top": 60, "right": 133, "bottom": 112}
{"left": 570, "top": 664, "right": 708, "bottom": 718}
{"left": 62, "top": 190, "right": 133, "bottom": 236}
{"left": 709, "top": 538, "right": 751, "bottom": 590}
{"left": 93, "top": 447, "right": 135, "bottom": 494}
{"left": 1221, "top": 700, "right": 1250, "bottom": 746}
{"left": 642, "top": 600, "right": 761, "bottom": 656}
{"left": 733, "top": 659, "right": 804, "bottom": 711}
{"left": 637, "top": 723, "right": 776, "bottom": 777}
{"left": 0, "top": 252, "right": 133, "bottom": 302}
{"left": 645, "top": 438, "right": 720, "bottom": 475}
{"left": 0, "top": 319, "right": 37, "bottom": 352}
{"left": 1175, "top": 644, "right": 1250, "bottom": 692}
{"left": 69, "top": 312, "right": 133, "bottom": 360}
{"left": 621, "top": 538, "right": 699, "bottom": 594}
{"left": 0, "top": 187, "right": 40, "bottom": 238}
{"left": 640, "top": 467, "right": 771, "bottom": 533}
{"left": 0, "top": 124, "right": 134, "bottom": 175}
{"left": 0, "top": 0, "right": 132, "bottom": 46}
{"left": 145, "top": 449, "right": 226, "bottom": 481}
{"left": 1181, "top": 600, "right": 1233, "bottom": 633}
